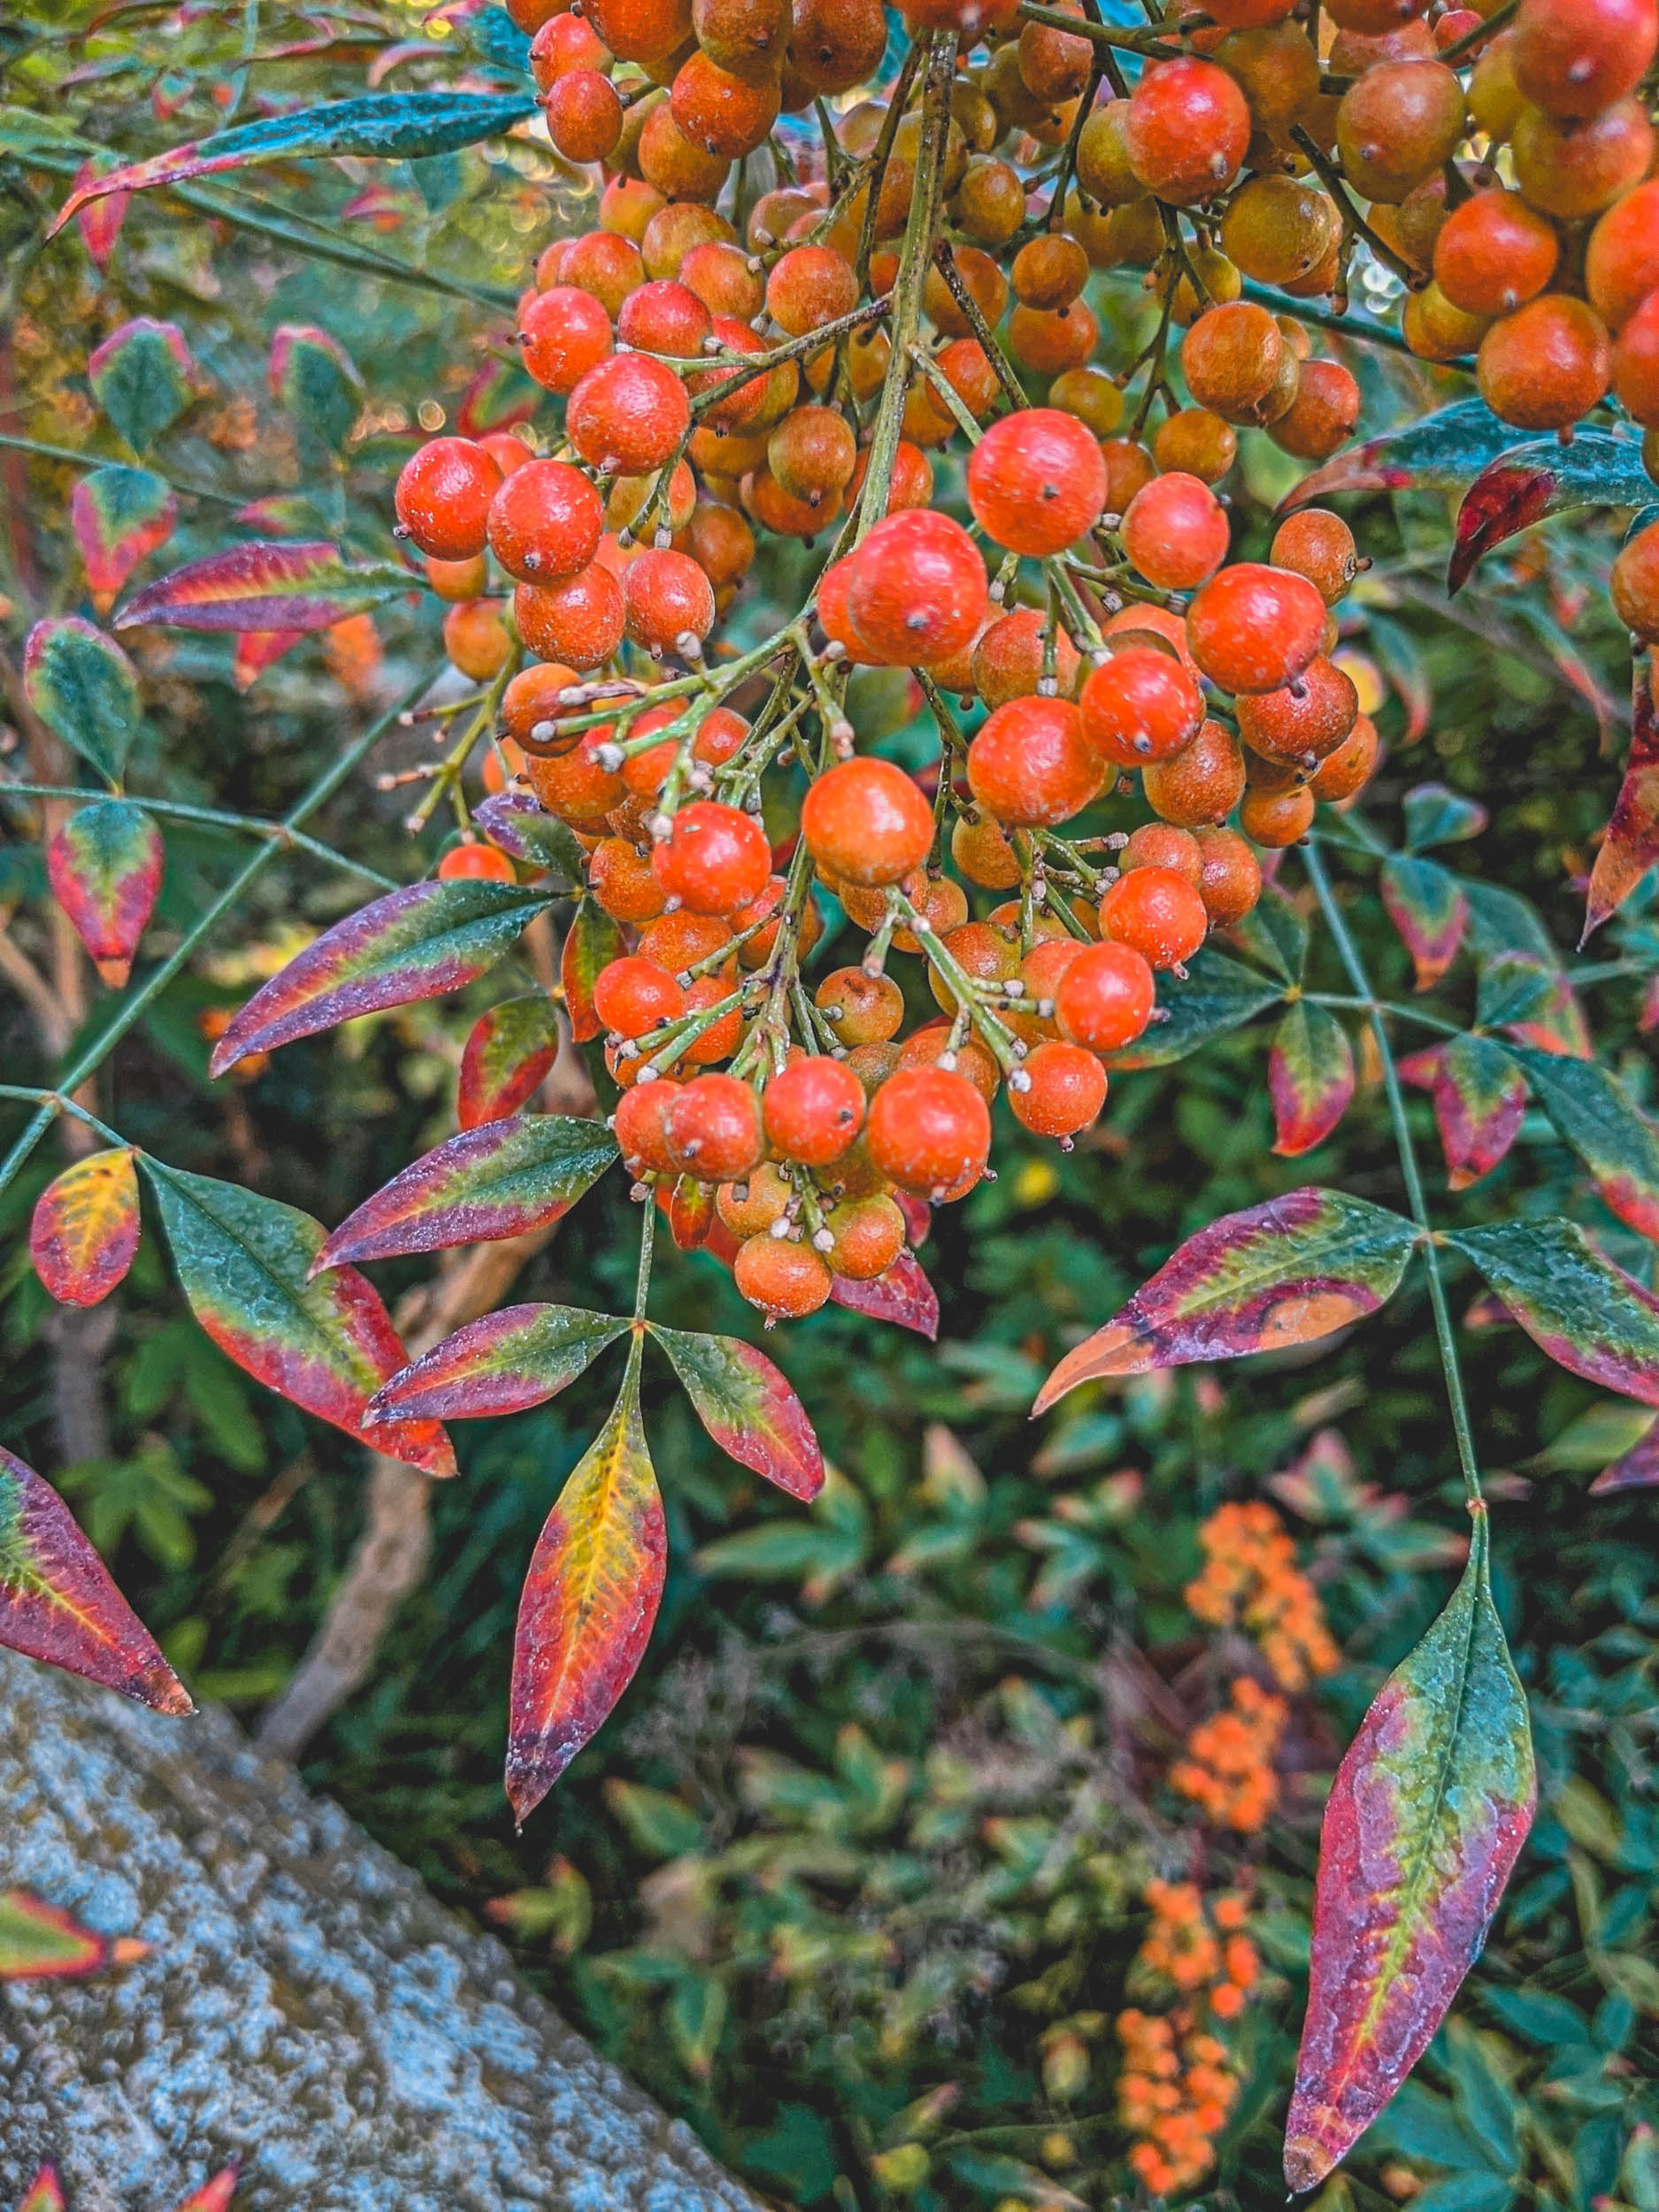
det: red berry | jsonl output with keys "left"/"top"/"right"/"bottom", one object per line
{"left": 763, "top": 1056, "right": 867, "bottom": 1164}
{"left": 965, "top": 407, "right": 1109, "bottom": 557}
{"left": 664, "top": 1071, "right": 764, "bottom": 1179}
{"left": 436, "top": 842, "right": 516, "bottom": 883}
{"left": 624, "top": 549, "right": 717, "bottom": 656}
{"left": 617, "top": 278, "right": 714, "bottom": 357}
{"left": 1079, "top": 647, "right": 1204, "bottom": 766}
{"left": 1122, "top": 472, "right": 1232, "bottom": 590}
{"left": 1125, "top": 57, "right": 1251, "bottom": 204}
{"left": 1184, "top": 563, "right": 1328, "bottom": 694}
{"left": 1100, "top": 864, "right": 1210, "bottom": 969}
{"left": 1011, "top": 1040, "right": 1108, "bottom": 1138}
{"left": 734, "top": 1233, "right": 833, "bottom": 1318}
{"left": 614, "top": 1079, "right": 680, "bottom": 1174}
{"left": 801, "top": 757, "right": 934, "bottom": 887}
{"left": 1053, "top": 941, "right": 1157, "bottom": 1051}
{"left": 515, "top": 562, "right": 626, "bottom": 670}
{"left": 567, "top": 352, "right": 692, "bottom": 474}
{"left": 846, "top": 511, "right": 988, "bottom": 667}
{"left": 1510, "top": 0, "right": 1657, "bottom": 120}
{"left": 593, "top": 954, "right": 687, "bottom": 1038}
{"left": 544, "top": 68, "right": 624, "bottom": 163}
{"left": 521, "top": 286, "right": 614, "bottom": 396}
{"left": 968, "top": 695, "right": 1104, "bottom": 827}
{"left": 652, "top": 802, "right": 772, "bottom": 915}
{"left": 395, "top": 438, "right": 503, "bottom": 561}
{"left": 865, "top": 1067, "right": 993, "bottom": 1196}
{"left": 486, "top": 458, "right": 603, "bottom": 585}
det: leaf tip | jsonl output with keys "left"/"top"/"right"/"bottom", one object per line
{"left": 95, "top": 954, "right": 134, "bottom": 989}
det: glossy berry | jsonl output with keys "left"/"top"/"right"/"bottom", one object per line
{"left": 1011, "top": 1041, "right": 1108, "bottom": 1139}
{"left": 847, "top": 511, "right": 988, "bottom": 666}
{"left": 1611, "top": 517, "right": 1659, "bottom": 641}
{"left": 487, "top": 459, "right": 603, "bottom": 584}
{"left": 1079, "top": 648, "right": 1204, "bottom": 767}
{"left": 437, "top": 842, "right": 516, "bottom": 883}
{"left": 1125, "top": 57, "right": 1251, "bottom": 204}
{"left": 1141, "top": 719, "right": 1248, "bottom": 826}
{"left": 763, "top": 1056, "right": 866, "bottom": 1164}
{"left": 516, "top": 563, "right": 627, "bottom": 671}
{"left": 802, "top": 757, "right": 933, "bottom": 887}
{"left": 624, "top": 549, "right": 718, "bottom": 656}
{"left": 1122, "top": 473, "right": 1231, "bottom": 590}
{"left": 965, "top": 408, "right": 1109, "bottom": 557}
{"left": 1432, "top": 189, "right": 1559, "bottom": 319}
{"left": 1184, "top": 563, "right": 1327, "bottom": 694}
{"left": 567, "top": 352, "right": 692, "bottom": 474}
{"left": 1053, "top": 941, "right": 1156, "bottom": 1052}
{"left": 652, "top": 802, "right": 771, "bottom": 915}
{"left": 1477, "top": 295, "right": 1611, "bottom": 430}
{"left": 1269, "top": 510, "right": 1360, "bottom": 604}
{"left": 967, "top": 695, "right": 1104, "bottom": 827}
{"left": 1122, "top": 823, "right": 1203, "bottom": 883}
{"left": 1240, "top": 781, "right": 1317, "bottom": 846}
{"left": 395, "top": 439, "right": 503, "bottom": 561}
{"left": 614, "top": 1079, "right": 680, "bottom": 1175}
{"left": 815, "top": 966, "right": 905, "bottom": 1045}
{"left": 823, "top": 1194, "right": 906, "bottom": 1282}
{"left": 1236, "top": 655, "right": 1360, "bottom": 765}
{"left": 1509, "top": 0, "right": 1657, "bottom": 120}
{"left": 1101, "top": 864, "right": 1210, "bottom": 970}
{"left": 520, "top": 285, "right": 615, "bottom": 396}
{"left": 1586, "top": 183, "right": 1659, "bottom": 330}
{"left": 501, "top": 661, "right": 582, "bottom": 754}
{"left": 664, "top": 1071, "right": 764, "bottom": 1179}
{"left": 593, "top": 955, "right": 687, "bottom": 1039}
{"left": 734, "top": 1233, "right": 833, "bottom": 1319}
{"left": 442, "top": 599, "right": 512, "bottom": 681}
{"left": 866, "top": 1066, "right": 993, "bottom": 1196}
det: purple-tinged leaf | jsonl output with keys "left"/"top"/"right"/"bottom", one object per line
{"left": 474, "top": 788, "right": 586, "bottom": 883}
{"left": 458, "top": 994, "right": 560, "bottom": 1129}
{"left": 270, "top": 322, "right": 363, "bottom": 449}
{"left": 508, "top": 1368, "right": 664, "bottom": 1824}
{"left": 1033, "top": 1188, "right": 1419, "bottom": 1415}
{"left": 71, "top": 464, "right": 177, "bottom": 612}
{"left": 23, "top": 617, "right": 145, "bottom": 787}
{"left": 232, "top": 626, "right": 305, "bottom": 690}
{"left": 1448, "top": 432, "right": 1653, "bottom": 595}
{"left": 87, "top": 316, "right": 194, "bottom": 452}
{"left": 1285, "top": 1511, "right": 1533, "bottom": 2193}
{"left": 16, "top": 2162, "right": 66, "bottom": 2212}
{"left": 208, "top": 878, "right": 549, "bottom": 1076}
{"left": 1451, "top": 1219, "right": 1659, "bottom": 1407}
{"left": 46, "top": 796, "right": 164, "bottom": 986}
{"left": 142, "top": 1159, "right": 456, "bottom": 1478}
{"left": 668, "top": 1173, "right": 716, "bottom": 1250}
{"left": 1379, "top": 855, "right": 1467, "bottom": 991}
{"left": 1278, "top": 397, "right": 1512, "bottom": 512}
{"left": 1590, "top": 1423, "right": 1659, "bottom": 1494}
{"left": 831, "top": 1251, "right": 941, "bottom": 1340}
{"left": 561, "top": 895, "right": 622, "bottom": 1045}
{"left": 1585, "top": 657, "right": 1659, "bottom": 944}
{"left": 1108, "top": 948, "right": 1284, "bottom": 1071}
{"left": 454, "top": 353, "right": 541, "bottom": 439}
{"left": 0, "top": 1893, "right": 146, "bottom": 1983}
{"left": 1400, "top": 1035, "right": 1526, "bottom": 1192}
{"left": 1270, "top": 1002, "right": 1355, "bottom": 1157}
{"left": 1512, "top": 1047, "right": 1659, "bottom": 1240}
{"left": 1402, "top": 783, "right": 1486, "bottom": 853}
{"left": 30, "top": 1147, "right": 141, "bottom": 1309}
{"left": 50, "top": 90, "right": 538, "bottom": 235}
{"left": 650, "top": 1325, "right": 825, "bottom": 1501}
{"left": 72, "top": 158, "right": 127, "bottom": 270}
{"left": 0, "top": 1445, "right": 192, "bottom": 1713}
{"left": 367, "top": 1302, "right": 626, "bottom": 1425}
{"left": 313, "top": 1113, "right": 616, "bottom": 1271}
{"left": 115, "top": 540, "right": 413, "bottom": 634}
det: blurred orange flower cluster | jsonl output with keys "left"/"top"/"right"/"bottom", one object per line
{"left": 1171, "top": 1675, "right": 1288, "bottom": 1833}
{"left": 1116, "top": 1881, "right": 1261, "bottom": 2194}
{"left": 1185, "top": 1499, "right": 1340, "bottom": 1692}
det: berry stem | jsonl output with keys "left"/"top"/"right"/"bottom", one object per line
{"left": 633, "top": 1184, "right": 656, "bottom": 1323}
{"left": 1302, "top": 835, "right": 1484, "bottom": 1509}
{"left": 1016, "top": 0, "right": 1185, "bottom": 61}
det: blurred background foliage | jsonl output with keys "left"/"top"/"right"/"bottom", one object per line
{"left": 3, "top": 7, "right": 1659, "bottom": 2211}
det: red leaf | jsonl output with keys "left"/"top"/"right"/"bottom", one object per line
{"left": 1399, "top": 1035, "right": 1527, "bottom": 1191}
{"left": 46, "top": 797, "right": 165, "bottom": 987}
{"left": 115, "top": 541, "right": 412, "bottom": 634}
{"left": 70, "top": 464, "right": 177, "bottom": 611}
{"left": 831, "top": 1251, "right": 940, "bottom": 1340}
{"left": 17, "top": 2163, "right": 66, "bottom": 2212}
{"left": 171, "top": 2170, "right": 240, "bottom": 2212}
{"left": 1585, "top": 655, "right": 1659, "bottom": 944}
{"left": 560, "top": 895, "right": 622, "bottom": 1044}
{"left": 458, "top": 995, "right": 560, "bottom": 1128}
{"left": 1269, "top": 1002, "right": 1355, "bottom": 1157}
{"left": 72, "top": 159, "right": 128, "bottom": 268}
{"left": 1447, "top": 458, "right": 1555, "bottom": 595}
{"left": 507, "top": 1375, "right": 665, "bottom": 1824}
{"left": 1590, "top": 1422, "right": 1659, "bottom": 1494}
{"left": 668, "top": 1172, "right": 716, "bottom": 1249}
{"left": 0, "top": 1446, "right": 192, "bottom": 1713}
{"left": 1379, "top": 856, "right": 1468, "bottom": 991}
{"left": 0, "top": 1892, "right": 147, "bottom": 1982}
{"left": 30, "top": 1147, "right": 142, "bottom": 1308}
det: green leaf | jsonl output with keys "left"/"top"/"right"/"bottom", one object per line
{"left": 604, "top": 1778, "right": 706, "bottom": 1859}
{"left": 270, "top": 323, "right": 363, "bottom": 449}
{"left": 1380, "top": 855, "right": 1467, "bottom": 990}
{"left": 50, "top": 90, "right": 538, "bottom": 236}
{"left": 1450, "top": 1218, "right": 1659, "bottom": 1406}
{"left": 1403, "top": 783, "right": 1488, "bottom": 853}
{"left": 1285, "top": 1513, "right": 1535, "bottom": 2192}
{"left": 21, "top": 617, "right": 146, "bottom": 787}
{"left": 649, "top": 1325, "right": 824, "bottom": 1501}
{"left": 1228, "top": 889, "right": 1309, "bottom": 982}
{"left": 1511, "top": 1048, "right": 1659, "bottom": 1241}
{"left": 1475, "top": 951, "right": 1555, "bottom": 1031}
{"left": 1107, "top": 948, "right": 1283, "bottom": 1070}
{"left": 1462, "top": 879, "right": 1558, "bottom": 967}
{"left": 87, "top": 318, "right": 193, "bottom": 451}
{"left": 1281, "top": 396, "right": 1517, "bottom": 510}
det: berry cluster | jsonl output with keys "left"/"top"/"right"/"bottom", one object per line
{"left": 1171, "top": 1673, "right": 1290, "bottom": 1832}
{"left": 1185, "top": 1498, "right": 1340, "bottom": 1692}
{"left": 1118, "top": 1883, "right": 1260, "bottom": 2194}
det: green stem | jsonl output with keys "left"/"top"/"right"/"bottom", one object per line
{"left": 0, "top": 430, "right": 248, "bottom": 509}
{"left": 1304, "top": 991, "right": 1465, "bottom": 1038}
{"left": 0, "top": 1084, "right": 127, "bottom": 1150}
{"left": 633, "top": 1194, "right": 656, "bottom": 1322}
{"left": 0, "top": 781, "right": 396, "bottom": 887}
{"left": 0, "top": 664, "right": 439, "bottom": 1204}
{"left": 1302, "top": 836, "right": 1483, "bottom": 1508}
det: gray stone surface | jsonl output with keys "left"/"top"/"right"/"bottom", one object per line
{"left": 0, "top": 1650, "right": 764, "bottom": 2212}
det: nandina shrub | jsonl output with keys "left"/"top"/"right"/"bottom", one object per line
{"left": 3, "top": 0, "right": 1659, "bottom": 2204}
